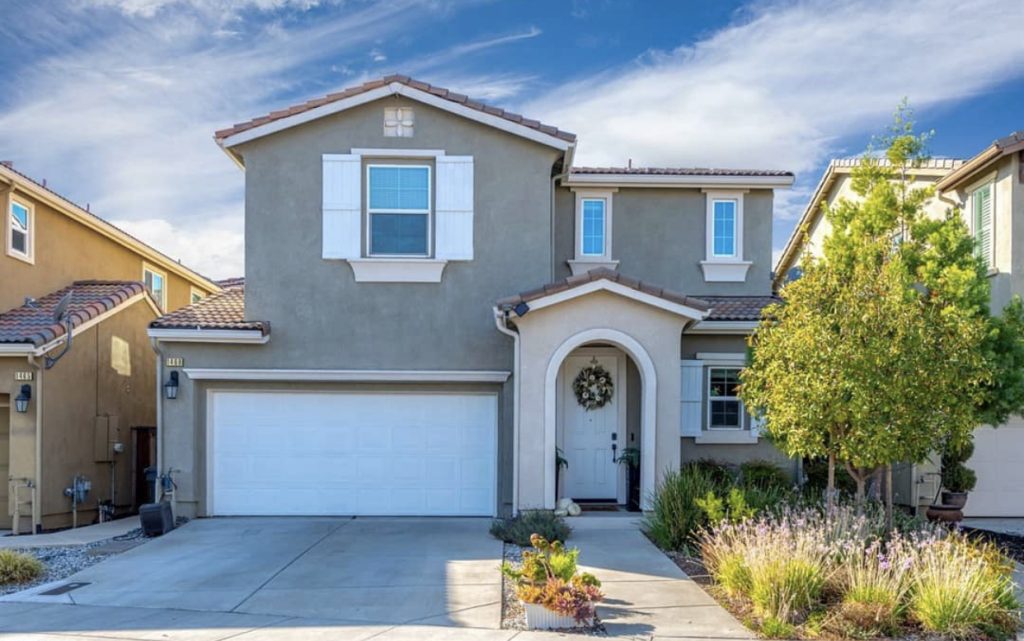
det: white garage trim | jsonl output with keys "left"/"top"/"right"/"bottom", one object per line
{"left": 205, "top": 389, "right": 498, "bottom": 517}
{"left": 187, "top": 368, "right": 510, "bottom": 383}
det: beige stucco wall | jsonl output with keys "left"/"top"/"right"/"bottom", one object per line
{"left": 1, "top": 298, "right": 157, "bottom": 531}
{"left": 0, "top": 186, "right": 215, "bottom": 314}
{"left": 514, "top": 289, "right": 695, "bottom": 510}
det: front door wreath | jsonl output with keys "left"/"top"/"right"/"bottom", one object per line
{"left": 573, "top": 359, "right": 614, "bottom": 410}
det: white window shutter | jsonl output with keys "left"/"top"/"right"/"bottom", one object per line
{"left": 974, "top": 186, "right": 993, "bottom": 267}
{"left": 322, "top": 154, "right": 361, "bottom": 259}
{"left": 435, "top": 155, "right": 474, "bottom": 260}
{"left": 680, "top": 360, "right": 703, "bottom": 437}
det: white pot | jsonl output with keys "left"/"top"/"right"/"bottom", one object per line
{"left": 522, "top": 602, "right": 591, "bottom": 629}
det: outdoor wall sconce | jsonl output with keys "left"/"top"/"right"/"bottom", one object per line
{"left": 14, "top": 384, "right": 31, "bottom": 413}
{"left": 164, "top": 371, "right": 179, "bottom": 400}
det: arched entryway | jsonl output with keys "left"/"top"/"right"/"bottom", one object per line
{"left": 544, "top": 328, "right": 657, "bottom": 511}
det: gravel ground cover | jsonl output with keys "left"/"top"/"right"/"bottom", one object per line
{"left": 0, "top": 528, "right": 147, "bottom": 596}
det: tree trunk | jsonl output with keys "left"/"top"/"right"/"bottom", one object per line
{"left": 826, "top": 453, "right": 836, "bottom": 511}
{"left": 884, "top": 464, "right": 894, "bottom": 532}
{"left": 844, "top": 461, "right": 869, "bottom": 509}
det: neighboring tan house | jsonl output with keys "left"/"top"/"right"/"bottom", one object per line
{"left": 148, "top": 75, "right": 794, "bottom": 519}
{"left": 775, "top": 133, "right": 1024, "bottom": 517}
{"left": 1, "top": 163, "right": 220, "bottom": 533}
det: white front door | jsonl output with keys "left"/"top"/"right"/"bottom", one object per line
{"left": 208, "top": 391, "right": 497, "bottom": 516}
{"left": 562, "top": 355, "right": 621, "bottom": 500}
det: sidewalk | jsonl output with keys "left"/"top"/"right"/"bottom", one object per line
{"left": 0, "top": 517, "right": 138, "bottom": 549}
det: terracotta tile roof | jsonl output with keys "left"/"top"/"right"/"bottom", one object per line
{"left": 150, "top": 286, "right": 268, "bottom": 334}
{"left": 0, "top": 281, "right": 149, "bottom": 346}
{"left": 570, "top": 167, "right": 794, "bottom": 177}
{"left": 699, "top": 296, "right": 780, "bottom": 321}
{"left": 496, "top": 268, "right": 710, "bottom": 313}
{"left": 994, "top": 130, "right": 1024, "bottom": 149}
{"left": 214, "top": 75, "right": 577, "bottom": 144}
{"left": 215, "top": 276, "right": 245, "bottom": 289}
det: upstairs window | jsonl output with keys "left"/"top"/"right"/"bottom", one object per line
{"left": 712, "top": 199, "right": 737, "bottom": 257}
{"left": 367, "top": 165, "right": 431, "bottom": 256}
{"left": 971, "top": 183, "right": 993, "bottom": 267}
{"left": 581, "top": 198, "right": 606, "bottom": 256}
{"left": 143, "top": 265, "right": 167, "bottom": 310}
{"left": 708, "top": 367, "right": 743, "bottom": 430}
{"left": 8, "top": 198, "right": 33, "bottom": 262}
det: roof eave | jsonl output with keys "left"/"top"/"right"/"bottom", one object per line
{"left": 773, "top": 164, "right": 839, "bottom": 286}
{"left": 562, "top": 173, "right": 795, "bottom": 189}
{"left": 936, "top": 143, "right": 1019, "bottom": 193}
{"left": 147, "top": 327, "right": 269, "bottom": 344}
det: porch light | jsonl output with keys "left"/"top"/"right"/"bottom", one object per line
{"left": 164, "top": 371, "right": 179, "bottom": 400}
{"left": 14, "top": 384, "right": 31, "bottom": 413}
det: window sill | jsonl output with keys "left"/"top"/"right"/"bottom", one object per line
{"left": 5, "top": 248, "right": 34, "bottom": 265}
{"left": 700, "top": 260, "right": 752, "bottom": 282}
{"left": 695, "top": 430, "right": 758, "bottom": 445}
{"left": 348, "top": 258, "right": 448, "bottom": 283}
{"left": 568, "top": 259, "right": 619, "bottom": 276}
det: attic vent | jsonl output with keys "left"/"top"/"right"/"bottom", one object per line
{"left": 384, "top": 107, "right": 414, "bottom": 138}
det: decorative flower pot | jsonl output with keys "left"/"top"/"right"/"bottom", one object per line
{"left": 941, "top": 491, "right": 969, "bottom": 509}
{"left": 926, "top": 504, "right": 963, "bottom": 523}
{"left": 522, "top": 602, "right": 591, "bottom": 629}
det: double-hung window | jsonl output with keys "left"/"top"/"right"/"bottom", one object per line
{"left": 8, "top": 199, "right": 33, "bottom": 262}
{"left": 581, "top": 198, "right": 606, "bottom": 256}
{"left": 707, "top": 367, "right": 743, "bottom": 430}
{"left": 367, "top": 165, "right": 431, "bottom": 256}
{"left": 143, "top": 265, "right": 167, "bottom": 310}
{"left": 971, "top": 183, "right": 993, "bottom": 267}
{"left": 711, "top": 199, "right": 738, "bottom": 258}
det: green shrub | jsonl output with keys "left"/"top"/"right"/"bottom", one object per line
{"left": 802, "top": 457, "right": 856, "bottom": 494}
{"left": 739, "top": 460, "right": 789, "bottom": 490}
{"left": 643, "top": 465, "right": 720, "bottom": 551}
{"left": 689, "top": 459, "right": 736, "bottom": 486}
{"left": 0, "top": 550, "right": 44, "bottom": 585}
{"left": 490, "top": 510, "right": 571, "bottom": 547}
{"left": 759, "top": 615, "right": 796, "bottom": 639}
{"left": 696, "top": 487, "right": 758, "bottom": 527}
{"left": 941, "top": 440, "right": 978, "bottom": 493}
{"left": 715, "top": 552, "right": 752, "bottom": 598}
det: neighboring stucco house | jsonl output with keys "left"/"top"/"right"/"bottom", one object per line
{"left": 1, "top": 163, "right": 220, "bottom": 532}
{"left": 775, "top": 133, "right": 1024, "bottom": 517}
{"left": 148, "top": 75, "right": 794, "bottom": 519}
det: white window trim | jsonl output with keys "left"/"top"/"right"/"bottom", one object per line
{"left": 7, "top": 196, "right": 35, "bottom": 264}
{"left": 143, "top": 263, "right": 168, "bottom": 310}
{"left": 569, "top": 188, "right": 618, "bottom": 275}
{"left": 700, "top": 190, "right": 751, "bottom": 282}
{"left": 365, "top": 163, "right": 433, "bottom": 258}
{"left": 968, "top": 180, "right": 995, "bottom": 271}
{"left": 706, "top": 366, "right": 745, "bottom": 431}
{"left": 190, "top": 287, "right": 206, "bottom": 304}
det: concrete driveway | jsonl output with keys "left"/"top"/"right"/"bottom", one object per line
{"left": 6, "top": 517, "right": 502, "bottom": 629}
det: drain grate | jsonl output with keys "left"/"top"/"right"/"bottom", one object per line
{"left": 38, "top": 582, "right": 90, "bottom": 596}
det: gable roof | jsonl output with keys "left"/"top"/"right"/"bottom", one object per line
{"left": 149, "top": 285, "right": 268, "bottom": 334}
{"left": 496, "top": 267, "right": 710, "bottom": 319}
{"left": 773, "top": 157, "right": 962, "bottom": 288}
{"left": 0, "top": 163, "right": 221, "bottom": 294}
{"left": 0, "top": 281, "right": 156, "bottom": 351}
{"left": 936, "top": 131, "right": 1024, "bottom": 193}
{"left": 214, "top": 75, "right": 576, "bottom": 162}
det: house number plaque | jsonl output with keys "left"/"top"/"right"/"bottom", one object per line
{"left": 14, "top": 371, "right": 33, "bottom": 381}
{"left": 166, "top": 357, "right": 184, "bottom": 368}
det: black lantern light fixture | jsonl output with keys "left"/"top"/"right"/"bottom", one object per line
{"left": 14, "top": 384, "right": 31, "bottom": 413}
{"left": 164, "top": 371, "right": 179, "bottom": 400}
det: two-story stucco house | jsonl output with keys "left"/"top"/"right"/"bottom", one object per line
{"left": 776, "top": 132, "right": 1024, "bottom": 518}
{"left": 1, "top": 162, "right": 220, "bottom": 533}
{"left": 148, "top": 76, "right": 794, "bottom": 519}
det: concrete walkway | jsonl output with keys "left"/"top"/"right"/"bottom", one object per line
{"left": 0, "top": 517, "right": 138, "bottom": 549}
{"left": 0, "top": 515, "right": 752, "bottom": 640}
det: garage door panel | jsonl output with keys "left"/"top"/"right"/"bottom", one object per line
{"left": 964, "top": 423, "right": 1024, "bottom": 517}
{"left": 209, "top": 392, "right": 497, "bottom": 516}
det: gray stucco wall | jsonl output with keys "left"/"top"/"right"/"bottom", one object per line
{"left": 233, "top": 95, "right": 562, "bottom": 371}
{"left": 554, "top": 187, "right": 776, "bottom": 297}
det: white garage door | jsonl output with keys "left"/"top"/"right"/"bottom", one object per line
{"left": 964, "top": 421, "right": 1024, "bottom": 517}
{"left": 208, "top": 392, "right": 497, "bottom": 516}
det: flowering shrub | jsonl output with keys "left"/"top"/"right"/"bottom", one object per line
{"left": 502, "top": 534, "right": 603, "bottom": 624}
{"left": 698, "top": 503, "right": 1020, "bottom": 639}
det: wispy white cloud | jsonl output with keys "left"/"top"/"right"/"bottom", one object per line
{"left": 80, "top": 0, "right": 330, "bottom": 19}
{"left": 526, "top": 0, "right": 1024, "bottom": 175}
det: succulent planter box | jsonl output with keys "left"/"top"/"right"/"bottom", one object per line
{"left": 522, "top": 602, "right": 592, "bottom": 630}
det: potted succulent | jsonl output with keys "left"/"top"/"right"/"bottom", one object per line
{"left": 502, "top": 534, "right": 603, "bottom": 629}
{"left": 940, "top": 439, "right": 977, "bottom": 510}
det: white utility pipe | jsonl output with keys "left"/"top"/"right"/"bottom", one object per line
{"left": 493, "top": 307, "right": 521, "bottom": 516}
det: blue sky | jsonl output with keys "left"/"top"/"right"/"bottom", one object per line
{"left": 1, "top": 0, "right": 1022, "bottom": 279}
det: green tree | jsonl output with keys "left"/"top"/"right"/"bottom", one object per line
{"left": 742, "top": 102, "right": 1024, "bottom": 519}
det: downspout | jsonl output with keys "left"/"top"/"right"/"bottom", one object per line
{"left": 493, "top": 307, "right": 520, "bottom": 516}
{"left": 149, "top": 338, "right": 164, "bottom": 504}
{"left": 27, "top": 355, "right": 42, "bottom": 533}
{"left": 550, "top": 171, "right": 567, "bottom": 282}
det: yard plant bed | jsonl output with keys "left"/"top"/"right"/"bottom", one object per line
{"left": 0, "top": 528, "right": 147, "bottom": 596}
{"left": 961, "top": 527, "right": 1024, "bottom": 565}
{"left": 500, "top": 542, "right": 605, "bottom": 634}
